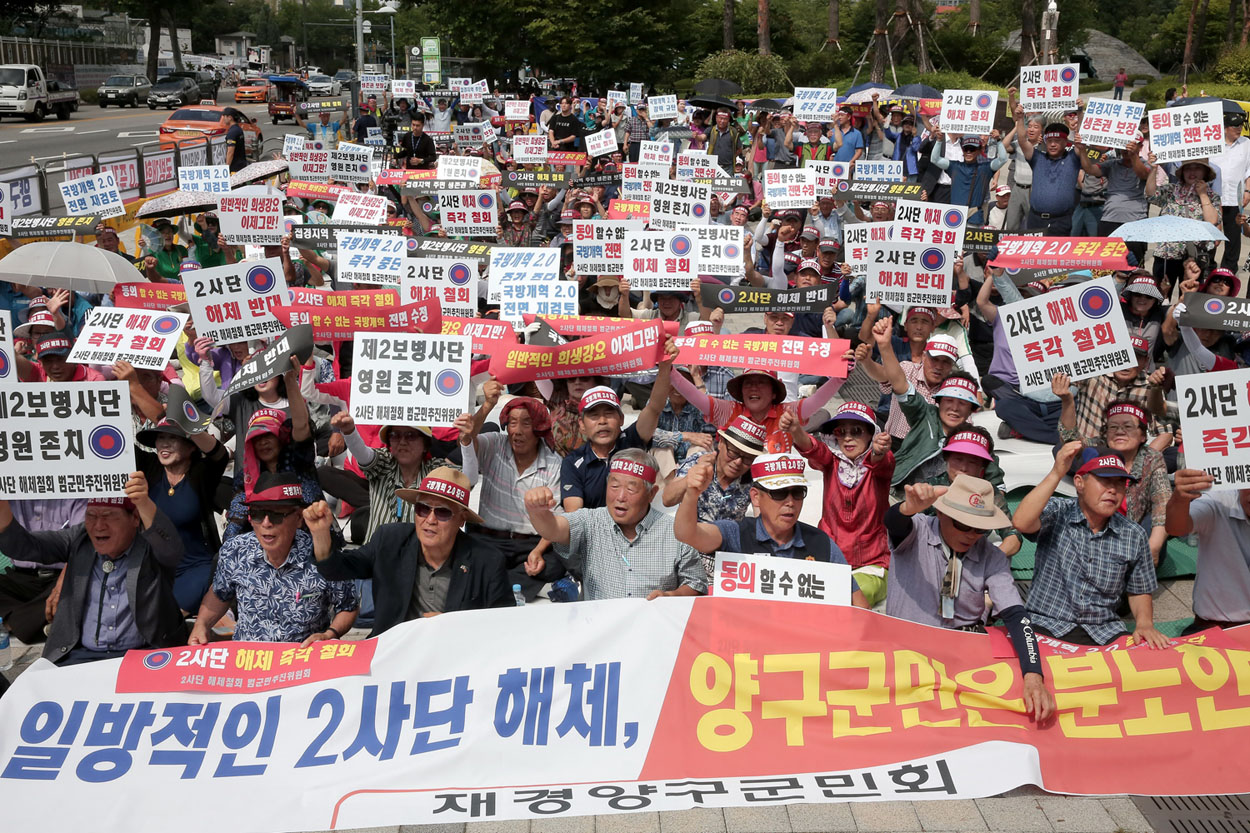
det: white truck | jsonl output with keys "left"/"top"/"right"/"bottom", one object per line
{"left": 0, "top": 64, "right": 80, "bottom": 121}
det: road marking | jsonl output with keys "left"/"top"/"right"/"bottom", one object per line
{"left": 0, "top": 139, "right": 15, "bottom": 145}
{"left": 78, "top": 128, "right": 106, "bottom": 135}
{"left": 117, "top": 130, "right": 159, "bottom": 138}
{"left": 20, "top": 126, "right": 75, "bottom": 134}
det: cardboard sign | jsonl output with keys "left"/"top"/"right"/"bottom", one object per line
{"left": 177, "top": 165, "right": 231, "bottom": 194}
{"left": 712, "top": 552, "right": 852, "bottom": 606}
{"left": 490, "top": 320, "right": 666, "bottom": 383}
{"left": 329, "top": 144, "right": 372, "bottom": 184}
{"left": 764, "top": 168, "right": 817, "bottom": 210}
{"left": 0, "top": 382, "right": 134, "bottom": 499}
{"left": 572, "top": 220, "right": 644, "bottom": 276}
{"left": 331, "top": 191, "right": 389, "bottom": 225}
{"left": 335, "top": 231, "right": 406, "bottom": 284}
{"left": 438, "top": 190, "right": 499, "bottom": 237}
{"left": 216, "top": 324, "right": 315, "bottom": 409}
{"left": 1001, "top": 276, "right": 1136, "bottom": 392}
{"left": 218, "top": 186, "right": 283, "bottom": 245}
{"left": 112, "top": 282, "right": 188, "bottom": 311}
{"left": 513, "top": 135, "right": 548, "bottom": 164}
{"left": 990, "top": 236, "right": 1130, "bottom": 270}
{"left": 1176, "top": 367, "right": 1250, "bottom": 490}
{"left": 1178, "top": 291, "right": 1250, "bottom": 332}
{"left": 1019, "top": 63, "right": 1081, "bottom": 112}
{"left": 792, "top": 87, "right": 840, "bottom": 123}
{"left": 402, "top": 258, "right": 478, "bottom": 318}
{"left": 505, "top": 99, "right": 530, "bottom": 122}
{"left": 648, "top": 94, "right": 677, "bottom": 120}
{"left": 854, "top": 160, "right": 904, "bottom": 182}
{"left": 1080, "top": 100, "right": 1146, "bottom": 150}
{"left": 700, "top": 283, "right": 833, "bottom": 315}
{"left": 624, "top": 230, "right": 699, "bottom": 291}
{"left": 866, "top": 239, "right": 955, "bottom": 308}
{"left": 673, "top": 333, "right": 851, "bottom": 378}
{"left": 183, "top": 257, "right": 287, "bottom": 344}
{"left": 940, "top": 90, "right": 998, "bottom": 136}
{"left": 59, "top": 171, "right": 124, "bottom": 218}
{"left": 488, "top": 247, "right": 561, "bottom": 303}
{"left": 805, "top": 160, "right": 852, "bottom": 196}
{"left": 360, "top": 74, "right": 388, "bottom": 96}
{"left": 585, "top": 128, "right": 618, "bottom": 157}
{"left": 0, "top": 311, "right": 14, "bottom": 386}
{"left": 68, "top": 308, "right": 187, "bottom": 371}
{"left": 639, "top": 140, "right": 674, "bottom": 167}
{"left": 844, "top": 221, "right": 893, "bottom": 280}
{"left": 648, "top": 179, "right": 711, "bottom": 230}
{"left": 1147, "top": 102, "right": 1224, "bottom": 163}
{"left": 686, "top": 224, "right": 745, "bottom": 278}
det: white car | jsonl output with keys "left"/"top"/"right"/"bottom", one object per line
{"left": 307, "top": 75, "right": 341, "bottom": 97}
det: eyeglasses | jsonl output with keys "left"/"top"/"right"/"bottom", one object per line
{"left": 1106, "top": 422, "right": 1141, "bottom": 436}
{"left": 414, "top": 502, "right": 455, "bottom": 522}
{"left": 833, "top": 424, "right": 869, "bottom": 438}
{"left": 761, "top": 485, "right": 808, "bottom": 502}
{"left": 388, "top": 430, "right": 425, "bottom": 444}
{"left": 722, "top": 443, "right": 756, "bottom": 463}
{"left": 248, "top": 507, "right": 297, "bottom": 525}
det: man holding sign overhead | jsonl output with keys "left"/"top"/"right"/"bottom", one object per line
{"left": 1013, "top": 102, "right": 1103, "bottom": 235}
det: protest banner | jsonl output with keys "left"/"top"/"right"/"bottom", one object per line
{"left": 402, "top": 258, "right": 478, "bottom": 318}
{"left": 573, "top": 220, "right": 643, "bottom": 276}
{"left": 648, "top": 179, "right": 711, "bottom": 230}
{"left": 59, "top": 171, "right": 124, "bottom": 218}
{"left": 674, "top": 332, "right": 851, "bottom": 378}
{"left": 1001, "top": 276, "right": 1135, "bottom": 392}
{"left": 183, "top": 257, "right": 287, "bottom": 344}
{"left": 271, "top": 300, "right": 435, "bottom": 341}
{"left": 804, "top": 160, "right": 851, "bottom": 196}
{"left": 712, "top": 552, "right": 851, "bottom": 606}
{"left": 893, "top": 199, "right": 967, "bottom": 250}
{"left": 284, "top": 180, "right": 350, "bottom": 203}
{"left": 441, "top": 316, "right": 517, "bottom": 353}
{"left": 691, "top": 175, "right": 750, "bottom": 195}
{"left": 844, "top": 221, "right": 892, "bottom": 280}
{"left": 832, "top": 180, "right": 924, "bottom": 202}
{"left": 491, "top": 320, "right": 666, "bottom": 382}
{"left": 453, "top": 123, "right": 486, "bottom": 149}
{"left": 285, "top": 287, "right": 399, "bottom": 309}
{"left": 329, "top": 144, "right": 373, "bottom": 184}
{"left": 408, "top": 236, "right": 495, "bottom": 261}
{"left": 350, "top": 333, "right": 471, "bottom": 428}
{"left": 504, "top": 99, "right": 530, "bottom": 122}
{"left": 675, "top": 151, "right": 720, "bottom": 182}
{"left": 402, "top": 179, "right": 493, "bottom": 197}
{"left": 488, "top": 247, "right": 560, "bottom": 303}
{"left": 215, "top": 325, "right": 314, "bottom": 409}
{"left": 571, "top": 173, "right": 623, "bottom": 189}
{"left": 621, "top": 163, "right": 667, "bottom": 200}
{"left": 549, "top": 150, "right": 588, "bottom": 166}
{"left": 166, "top": 385, "right": 210, "bottom": 435}
{"left": 990, "top": 236, "right": 1130, "bottom": 270}
{"left": 331, "top": 191, "right": 389, "bottom": 225}
{"left": 177, "top": 165, "right": 231, "bottom": 193}
{"left": 854, "top": 160, "right": 904, "bottom": 182}
{"left": 299, "top": 99, "right": 346, "bottom": 115}
{"left": 513, "top": 135, "right": 548, "bottom": 164}
{"left": 282, "top": 133, "right": 306, "bottom": 157}
{"left": 962, "top": 227, "right": 1044, "bottom": 255}
{"left": 520, "top": 315, "right": 681, "bottom": 339}
{"left": 585, "top": 128, "right": 619, "bottom": 158}
{"left": 7, "top": 215, "right": 103, "bottom": 239}
{"left": 0, "top": 381, "right": 133, "bottom": 499}
{"left": 391, "top": 79, "right": 416, "bottom": 98}
{"left": 647, "top": 94, "right": 678, "bottom": 120}
{"left": 360, "top": 74, "right": 387, "bottom": 96}
{"left": 112, "top": 282, "right": 188, "bottom": 311}
{"left": 439, "top": 190, "right": 498, "bottom": 237}
{"left": 68, "top": 308, "right": 187, "bottom": 371}
{"left": 1002, "top": 265, "right": 1073, "bottom": 288}
{"left": 336, "top": 231, "right": 407, "bottom": 284}
{"left": 700, "top": 283, "right": 833, "bottom": 315}
{"left": 764, "top": 169, "right": 817, "bottom": 210}
{"left": 217, "top": 186, "right": 283, "bottom": 245}
{"left": 1176, "top": 367, "right": 1250, "bottom": 489}
{"left": 685, "top": 225, "right": 744, "bottom": 279}
{"left": 290, "top": 223, "right": 397, "bottom": 252}
{"left": 639, "top": 140, "right": 674, "bottom": 167}
{"left": 866, "top": 240, "right": 954, "bottom": 308}
{"left": 606, "top": 199, "right": 650, "bottom": 221}
{"left": 1178, "top": 291, "right": 1250, "bottom": 332}
{"left": 0, "top": 310, "right": 13, "bottom": 386}
{"left": 1148, "top": 102, "right": 1224, "bottom": 163}
{"left": 503, "top": 170, "right": 571, "bottom": 189}
{"left": 792, "top": 87, "right": 840, "bottom": 122}
{"left": 499, "top": 280, "right": 578, "bottom": 324}
{"left": 1019, "top": 63, "right": 1081, "bottom": 112}
{"left": 939, "top": 89, "right": 998, "bottom": 135}
{"left": 629, "top": 81, "right": 644, "bottom": 103}
{"left": 624, "top": 230, "right": 699, "bottom": 291}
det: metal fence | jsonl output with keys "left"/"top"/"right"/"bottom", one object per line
{"left": 0, "top": 36, "right": 137, "bottom": 69}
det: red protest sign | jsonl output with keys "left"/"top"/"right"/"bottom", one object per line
{"left": 522, "top": 314, "right": 681, "bottom": 339}
{"left": 549, "top": 150, "right": 589, "bottom": 166}
{"left": 441, "top": 316, "right": 518, "bottom": 354}
{"left": 490, "top": 320, "right": 667, "bottom": 383}
{"left": 385, "top": 299, "right": 442, "bottom": 334}
{"left": 284, "top": 180, "right": 352, "bottom": 203}
{"left": 285, "top": 287, "right": 400, "bottom": 309}
{"left": 607, "top": 199, "right": 651, "bottom": 221}
{"left": 674, "top": 333, "right": 852, "bottom": 377}
{"left": 272, "top": 299, "right": 437, "bottom": 340}
{"left": 116, "top": 640, "right": 376, "bottom": 694}
{"left": 112, "top": 282, "right": 187, "bottom": 310}
{"left": 990, "top": 236, "right": 1130, "bottom": 270}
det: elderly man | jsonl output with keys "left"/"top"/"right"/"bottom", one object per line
{"left": 16, "top": 334, "right": 106, "bottom": 383}
{"left": 189, "top": 472, "right": 358, "bottom": 646}
{"left": 297, "top": 105, "right": 346, "bottom": 151}
{"left": 885, "top": 476, "right": 1054, "bottom": 724}
{"left": 662, "top": 415, "right": 766, "bottom": 521}
{"left": 1012, "top": 108, "right": 1102, "bottom": 235}
{"left": 308, "top": 467, "right": 511, "bottom": 635}
{"left": 674, "top": 452, "right": 869, "bottom": 608}
{"left": 1165, "top": 470, "right": 1250, "bottom": 632}
{"left": 1013, "top": 442, "right": 1168, "bottom": 647}
{"left": 527, "top": 449, "right": 707, "bottom": 601}
{"left": 0, "top": 472, "right": 186, "bottom": 665}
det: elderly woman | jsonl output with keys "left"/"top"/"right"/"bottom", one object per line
{"left": 1145, "top": 156, "right": 1221, "bottom": 295}
{"left": 143, "top": 218, "right": 189, "bottom": 283}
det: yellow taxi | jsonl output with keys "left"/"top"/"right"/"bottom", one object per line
{"left": 234, "top": 77, "right": 272, "bottom": 103}
{"left": 158, "top": 105, "right": 264, "bottom": 160}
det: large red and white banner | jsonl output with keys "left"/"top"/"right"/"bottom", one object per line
{"left": 1, "top": 600, "right": 1248, "bottom": 833}
{"left": 674, "top": 333, "right": 852, "bottom": 378}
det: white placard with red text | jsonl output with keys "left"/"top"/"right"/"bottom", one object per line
{"left": 939, "top": 90, "right": 998, "bottom": 136}
{"left": 1080, "top": 99, "right": 1146, "bottom": 150}
{"left": 67, "top": 307, "right": 188, "bottom": 371}
{"left": 438, "top": 190, "right": 498, "bottom": 237}
{"left": 505, "top": 100, "right": 530, "bottom": 122}
{"left": 287, "top": 149, "right": 330, "bottom": 182}
{"left": 712, "top": 552, "right": 852, "bottom": 606}
{"left": 866, "top": 239, "right": 955, "bottom": 309}
{"left": 805, "top": 160, "right": 851, "bottom": 197}
{"left": 331, "top": 192, "right": 389, "bottom": 226}
{"left": 513, "top": 135, "right": 548, "bottom": 164}
{"left": 764, "top": 168, "right": 816, "bottom": 210}
{"left": 573, "top": 220, "right": 644, "bottom": 276}
{"left": 182, "top": 257, "right": 287, "bottom": 344}
{"left": 624, "top": 230, "right": 700, "bottom": 291}
{"left": 638, "top": 141, "right": 674, "bottom": 167}
{"left": 217, "top": 185, "right": 283, "bottom": 245}
{"left": 1019, "top": 64, "right": 1081, "bottom": 112}
{"left": 1176, "top": 367, "right": 1250, "bottom": 490}
{"left": 1147, "top": 102, "right": 1224, "bottom": 164}
{"left": 647, "top": 179, "right": 711, "bottom": 231}
{"left": 401, "top": 258, "right": 478, "bottom": 318}
{"left": 585, "top": 128, "right": 618, "bottom": 158}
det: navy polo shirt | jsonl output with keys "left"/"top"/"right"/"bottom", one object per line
{"left": 560, "top": 423, "right": 647, "bottom": 509}
{"left": 1028, "top": 150, "right": 1081, "bottom": 214}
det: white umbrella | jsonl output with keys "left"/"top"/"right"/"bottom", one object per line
{"left": 0, "top": 241, "right": 143, "bottom": 294}
{"left": 845, "top": 86, "right": 893, "bottom": 104}
{"left": 1113, "top": 216, "right": 1226, "bottom": 243}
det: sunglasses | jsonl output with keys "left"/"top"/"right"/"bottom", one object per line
{"left": 248, "top": 507, "right": 298, "bottom": 525}
{"left": 833, "top": 424, "right": 869, "bottom": 438}
{"left": 949, "top": 517, "right": 979, "bottom": 534}
{"left": 414, "top": 502, "right": 455, "bottom": 522}
{"left": 761, "top": 485, "right": 808, "bottom": 502}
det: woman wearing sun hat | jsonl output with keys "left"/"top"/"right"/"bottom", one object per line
{"left": 1145, "top": 154, "right": 1221, "bottom": 291}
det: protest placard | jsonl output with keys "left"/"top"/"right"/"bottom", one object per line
{"left": 585, "top": 128, "right": 618, "bottom": 157}
{"left": 488, "top": 247, "right": 560, "bottom": 303}
{"left": 639, "top": 140, "right": 674, "bottom": 167}
{"left": 499, "top": 279, "right": 578, "bottom": 323}
{"left": 1001, "top": 276, "right": 1135, "bottom": 392}
{"left": 963, "top": 227, "right": 1043, "bottom": 255}
{"left": 274, "top": 298, "right": 434, "bottom": 341}
{"left": 212, "top": 324, "right": 312, "bottom": 411}
{"left": 844, "top": 221, "right": 893, "bottom": 280}
{"left": 629, "top": 82, "right": 643, "bottom": 104}
{"left": 59, "top": 171, "right": 124, "bottom": 218}
{"left": 520, "top": 315, "right": 682, "bottom": 339}
{"left": 572, "top": 220, "right": 643, "bottom": 275}
{"left": 1147, "top": 102, "right": 1224, "bottom": 163}
{"left": 673, "top": 332, "right": 851, "bottom": 377}
{"left": 512, "top": 135, "right": 548, "bottom": 163}
{"left": 177, "top": 165, "right": 231, "bottom": 193}
{"left": 461, "top": 79, "right": 489, "bottom": 105}
{"left": 502, "top": 169, "right": 571, "bottom": 189}
{"left": 940, "top": 90, "right": 998, "bottom": 135}
{"left": 648, "top": 179, "right": 711, "bottom": 230}
{"left": 0, "top": 381, "right": 134, "bottom": 499}
{"left": 401, "top": 258, "right": 478, "bottom": 318}
{"left": 285, "top": 180, "right": 350, "bottom": 203}
{"left": 286, "top": 149, "right": 330, "bottom": 181}
{"left": 854, "top": 160, "right": 904, "bottom": 182}
{"left": 1178, "top": 292, "right": 1250, "bottom": 332}
{"left": 700, "top": 282, "right": 833, "bottom": 315}
{"left": 441, "top": 316, "right": 517, "bottom": 353}
{"left": 1080, "top": 99, "right": 1146, "bottom": 149}
{"left": 621, "top": 163, "right": 667, "bottom": 200}
{"left": 712, "top": 552, "right": 851, "bottom": 605}
{"left": 335, "top": 231, "right": 406, "bottom": 284}
{"left": 284, "top": 287, "right": 399, "bottom": 309}
{"left": 391, "top": 79, "right": 416, "bottom": 98}
{"left": 438, "top": 190, "right": 498, "bottom": 237}
{"left": 349, "top": 333, "right": 471, "bottom": 427}
{"left": 686, "top": 225, "right": 744, "bottom": 278}
{"left": 491, "top": 320, "right": 666, "bottom": 383}
{"left": 832, "top": 180, "right": 924, "bottom": 201}
{"left": 282, "top": 133, "right": 306, "bottom": 157}
{"left": 675, "top": 151, "right": 721, "bottom": 182}
{"left": 438, "top": 154, "right": 483, "bottom": 183}
{"left": 183, "top": 257, "right": 287, "bottom": 344}
{"left": 893, "top": 199, "right": 967, "bottom": 250}
{"left": 448, "top": 77, "right": 469, "bottom": 93}
{"left": 647, "top": 94, "right": 677, "bottom": 120}
{"left": 290, "top": 223, "right": 397, "bottom": 251}
{"left": 1019, "top": 63, "right": 1081, "bottom": 112}
{"left": 299, "top": 98, "right": 346, "bottom": 116}
{"left": 606, "top": 199, "right": 650, "bottom": 221}
{"left": 764, "top": 168, "right": 817, "bottom": 210}
{"left": 331, "top": 191, "right": 389, "bottom": 225}
{"left": 329, "top": 143, "right": 372, "bottom": 184}
{"left": 360, "top": 74, "right": 387, "bottom": 96}
{"left": 217, "top": 186, "right": 283, "bottom": 245}
{"left": 0, "top": 311, "right": 14, "bottom": 386}
{"left": 624, "top": 230, "right": 699, "bottom": 291}
{"left": 606, "top": 89, "right": 627, "bottom": 110}
{"left": 792, "top": 87, "right": 839, "bottom": 122}
{"left": 112, "top": 282, "right": 188, "bottom": 311}
{"left": 804, "top": 159, "right": 851, "bottom": 196}
{"left": 990, "top": 236, "right": 1131, "bottom": 270}
{"left": 408, "top": 236, "right": 495, "bottom": 261}
{"left": 504, "top": 99, "right": 530, "bottom": 122}
{"left": 1176, "top": 367, "right": 1250, "bottom": 489}
{"left": 866, "top": 239, "right": 955, "bottom": 308}
{"left": 67, "top": 308, "right": 187, "bottom": 371}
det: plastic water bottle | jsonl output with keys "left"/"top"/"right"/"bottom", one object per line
{"left": 0, "top": 616, "right": 12, "bottom": 672}
{"left": 513, "top": 584, "right": 526, "bottom": 607}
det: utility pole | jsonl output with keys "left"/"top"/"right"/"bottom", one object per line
{"left": 1040, "top": 0, "right": 1060, "bottom": 64}
{"left": 355, "top": 0, "right": 365, "bottom": 75}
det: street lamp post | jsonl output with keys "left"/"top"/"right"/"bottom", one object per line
{"left": 1040, "top": 0, "right": 1060, "bottom": 65}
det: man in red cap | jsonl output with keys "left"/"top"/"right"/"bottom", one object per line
{"left": 15, "top": 334, "right": 106, "bottom": 383}
{"left": 0, "top": 472, "right": 186, "bottom": 664}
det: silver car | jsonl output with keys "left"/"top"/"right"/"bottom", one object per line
{"left": 307, "top": 75, "right": 341, "bottom": 97}
{"left": 97, "top": 74, "right": 151, "bottom": 108}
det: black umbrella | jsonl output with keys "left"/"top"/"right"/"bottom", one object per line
{"left": 687, "top": 93, "right": 737, "bottom": 111}
{"left": 891, "top": 83, "right": 942, "bottom": 100}
{"left": 693, "top": 78, "right": 743, "bottom": 97}
{"left": 742, "top": 98, "right": 786, "bottom": 113}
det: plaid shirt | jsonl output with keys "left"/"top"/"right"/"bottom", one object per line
{"left": 360, "top": 449, "right": 455, "bottom": 543}
{"left": 1023, "top": 497, "right": 1157, "bottom": 644}
{"left": 475, "top": 432, "right": 562, "bottom": 534}
{"left": 1072, "top": 372, "right": 1161, "bottom": 439}
{"left": 554, "top": 507, "right": 708, "bottom": 600}
{"left": 881, "top": 362, "right": 934, "bottom": 440}
{"left": 624, "top": 115, "right": 650, "bottom": 142}
{"left": 1059, "top": 426, "right": 1172, "bottom": 528}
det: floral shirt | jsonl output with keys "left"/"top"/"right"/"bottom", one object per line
{"left": 674, "top": 450, "right": 752, "bottom": 525}
{"left": 1149, "top": 182, "right": 1221, "bottom": 260}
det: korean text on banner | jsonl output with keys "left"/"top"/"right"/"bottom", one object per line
{"left": 792, "top": 88, "right": 839, "bottom": 122}
{"left": 621, "top": 163, "right": 667, "bottom": 200}
{"left": 68, "top": 308, "right": 188, "bottom": 371}
{"left": 940, "top": 90, "right": 998, "bottom": 135}
{"left": 1178, "top": 291, "right": 1250, "bottom": 332}
{"left": 894, "top": 199, "right": 967, "bottom": 251}
{"left": 854, "top": 160, "right": 904, "bottom": 182}
{"left": 218, "top": 186, "right": 283, "bottom": 245}
{"left": 177, "top": 165, "right": 231, "bottom": 194}
{"left": 438, "top": 155, "right": 483, "bottom": 183}
{"left": 282, "top": 133, "right": 306, "bottom": 157}
{"left": 183, "top": 257, "right": 287, "bottom": 345}
{"left": 1147, "top": 102, "right": 1224, "bottom": 163}
{"left": 512, "top": 135, "right": 548, "bottom": 164}
{"left": 442, "top": 316, "right": 517, "bottom": 353}
{"left": 350, "top": 333, "right": 471, "bottom": 428}
{"left": 331, "top": 192, "right": 389, "bottom": 225}
{"left": 59, "top": 171, "right": 124, "bottom": 218}
{"left": 675, "top": 152, "right": 721, "bottom": 183}
{"left": 1176, "top": 367, "right": 1250, "bottom": 490}
{"left": 1019, "top": 64, "right": 1081, "bottom": 112}
{"left": 629, "top": 81, "right": 644, "bottom": 103}
{"left": 639, "top": 140, "right": 674, "bottom": 167}
{"left": 336, "top": 231, "right": 406, "bottom": 285}
{"left": 271, "top": 301, "right": 434, "bottom": 342}
{"left": 490, "top": 320, "right": 666, "bottom": 383}
{"left": 686, "top": 225, "right": 744, "bottom": 278}
{"left": 439, "top": 190, "right": 498, "bottom": 238}
{"left": 712, "top": 552, "right": 852, "bottom": 606}
{"left": 488, "top": 247, "right": 560, "bottom": 304}
{"left": 0, "top": 310, "right": 14, "bottom": 386}
{"left": 573, "top": 220, "right": 643, "bottom": 276}
{"left": 674, "top": 333, "right": 851, "bottom": 378}
{"left": 625, "top": 230, "right": 699, "bottom": 291}
{"left": 764, "top": 168, "right": 817, "bottom": 210}
{"left": 360, "top": 74, "right": 387, "bottom": 96}
{"left": 844, "top": 221, "right": 893, "bottom": 280}
{"left": 866, "top": 240, "right": 954, "bottom": 308}
{"left": 1080, "top": 100, "right": 1146, "bottom": 150}
{"left": 402, "top": 258, "right": 478, "bottom": 318}
{"left": 329, "top": 144, "right": 373, "bottom": 184}
{"left": 116, "top": 640, "right": 376, "bottom": 694}
{"left": 585, "top": 128, "right": 619, "bottom": 158}
{"left": 391, "top": 79, "right": 416, "bottom": 99}
{"left": 805, "top": 160, "right": 851, "bottom": 196}
{"left": 112, "top": 282, "right": 188, "bottom": 311}
{"left": 1001, "top": 276, "right": 1136, "bottom": 392}
{"left": 990, "top": 236, "right": 1130, "bottom": 270}
{"left": 287, "top": 150, "right": 330, "bottom": 182}
{"left": 648, "top": 179, "right": 710, "bottom": 231}
{"left": 0, "top": 381, "right": 133, "bottom": 499}
{"left": 700, "top": 283, "right": 833, "bottom": 315}
{"left": 504, "top": 100, "right": 530, "bottom": 122}
{"left": 453, "top": 123, "right": 485, "bottom": 150}
{"left": 522, "top": 315, "right": 681, "bottom": 339}
{"left": 647, "top": 94, "right": 678, "bottom": 120}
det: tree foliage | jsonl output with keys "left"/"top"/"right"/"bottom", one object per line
{"left": 695, "top": 49, "right": 791, "bottom": 90}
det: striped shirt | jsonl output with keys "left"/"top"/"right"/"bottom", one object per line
{"left": 475, "top": 432, "right": 562, "bottom": 534}
{"left": 359, "top": 449, "right": 455, "bottom": 543}
{"left": 880, "top": 361, "right": 934, "bottom": 440}
{"left": 555, "top": 507, "right": 708, "bottom": 601}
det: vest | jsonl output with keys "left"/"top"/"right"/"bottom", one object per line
{"left": 736, "top": 518, "right": 833, "bottom": 561}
